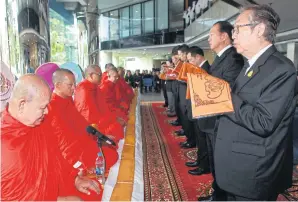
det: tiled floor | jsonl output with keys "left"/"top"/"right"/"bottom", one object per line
{"left": 139, "top": 90, "right": 164, "bottom": 102}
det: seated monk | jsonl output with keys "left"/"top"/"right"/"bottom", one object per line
{"left": 101, "top": 63, "right": 115, "bottom": 85}
{"left": 1, "top": 74, "right": 100, "bottom": 201}
{"left": 99, "top": 67, "right": 128, "bottom": 122}
{"left": 74, "top": 65, "right": 125, "bottom": 143}
{"left": 48, "top": 68, "right": 118, "bottom": 172}
{"left": 116, "top": 67, "right": 134, "bottom": 110}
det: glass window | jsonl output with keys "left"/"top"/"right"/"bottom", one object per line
{"left": 155, "top": 0, "right": 168, "bottom": 31}
{"left": 169, "top": 0, "right": 184, "bottom": 31}
{"left": 109, "top": 10, "right": 119, "bottom": 40}
{"left": 120, "top": 7, "right": 130, "bottom": 38}
{"left": 142, "top": 1, "right": 154, "bottom": 33}
{"left": 100, "top": 12, "right": 110, "bottom": 41}
{"left": 131, "top": 4, "right": 141, "bottom": 36}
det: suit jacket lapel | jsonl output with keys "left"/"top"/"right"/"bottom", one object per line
{"left": 201, "top": 61, "right": 210, "bottom": 72}
{"left": 234, "top": 45, "right": 277, "bottom": 93}
{"left": 210, "top": 47, "right": 233, "bottom": 72}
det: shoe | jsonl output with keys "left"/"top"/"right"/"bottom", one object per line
{"left": 179, "top": 141, "right": 187, "bottom": 146}
{"left": 175, "top": 129, "right": 184, "bottom": 136}
{"left": 170, "top": 120, "right": 181, "bottom": 126}
{"left": 198, "top": 195, "right": 214, "bottom": 201}
{"left": 185, "top": 161, "right": 199, "bottom": 167}
{"left": 167, "top": 112, "right": 176, "bottom": 117}
{"left": 180, "top": 142, "right": 196, "bottom": 149}
{"left": 188, "top": 167, "right": 211, "bottom": 175}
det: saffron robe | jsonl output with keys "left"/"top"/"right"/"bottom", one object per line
{"left": 74, "top": 79, "right": 124, "bottom": 142}
{"left": 115, "top": 77, "right": 134, "bottom": 111}
{"left": 1, "top": 107, "right": 70, "bottom": 200}
{"left": 49, "top": 93, "right": 118, "bottom": 171}
{"left": 99, "top": 79, "right": 128, "bottom": 121}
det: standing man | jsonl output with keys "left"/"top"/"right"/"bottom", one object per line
{"left": 198, "top": 21, "right": 244, "bottom": 201}
{"left": 185, "top": 46, "right": 211, "bottom": 176}
{"left": 214, "top": 5, "right": 297, "bottom": 200}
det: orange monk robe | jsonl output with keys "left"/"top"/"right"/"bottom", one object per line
{"left": 0, "top": 107, "right": 102, "bottom": 200}
{"left": 74, "top": 79, "right": 124, "bottom": 142}
{"left": 101, "top": 71, "right": 109, "bottom": 85}
{"left": 99, "top": 79, "right": 128, "bottom": 122}
{"left": 49, "top": 93, "right": 118, "bottom": 171}
{"left": 115, "top": 77, "right": 134, "bottom": 111}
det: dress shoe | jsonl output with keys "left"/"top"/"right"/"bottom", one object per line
{"left": 179, "top": 141, "right": 187, "bottom": 146}
{"left": 180, "top": 142, "right": 196, "bottom": 149}
{"left": 185, "top": 161, "right": 199, "bottom": 167}
{"left": 188, "top": 167, "right": 210, "bottom": 175}
{"left": 167, "top": 112, "right": 176, "bottom": 117}
{"left": 174, "top": 129, "right": 184, "bottom": 136}
{"left": 170, "top": 121, "right": 181, "bottom": 126}
{"left": 198, "top": 195, "right": 214, "bottom": 201}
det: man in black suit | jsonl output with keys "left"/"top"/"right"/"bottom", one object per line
{"left": 184, "top": 46, "right": 211, "bottom": 176}
{"left": 177, "top": 45, "right": 197, "bottom": 148}
{"left": 214, "top": 5, "right": 297, "bottom": 200}
{"left": 198, "top": 21, "right": 244, "bottom": 201}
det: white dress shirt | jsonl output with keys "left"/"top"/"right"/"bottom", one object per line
{"left": 217, "top": 44, "right": 233, "bottom": 57}
{"left": 245, "top": 44, "right": 273, "bottom": 75}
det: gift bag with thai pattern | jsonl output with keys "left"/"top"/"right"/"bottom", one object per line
{"left": 187, "top": 72, "right": 234, "bottom": 118}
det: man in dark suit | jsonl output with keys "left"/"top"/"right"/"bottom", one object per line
{"left": 198, "top": 21, "right": 244, "bottom": 201}
{"left": 185, "top": 46, "right": 211, "bottom": 175}
{"left": 177, "top": 45, "right": 197, "bottom": 148}
{"left": 214, "top": 5, "right": 297, "bottom": 200}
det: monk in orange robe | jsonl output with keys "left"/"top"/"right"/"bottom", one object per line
{"left": 115, "top": 67, "right": 134, "bottom": 111}
{"left": 99, "top": 67, "right": 128, "bottom": 122}
{"left": 1, "top": 74, "right": 100, "bottom": 201}
{"left": 101, "top": 63, "right": 115, "bottom": 85}
{"left": 74, "top": 65, "right": 125, "bottom": 143}
{"left": 49, "top": 69, "right": 118, "bottom": 172}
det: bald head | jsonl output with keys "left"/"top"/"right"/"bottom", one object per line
{"left": 52, "top": 68, "right": 74, "bottom": 85}
{"left": 10, "top": 74, "right": 50, "bottom": 102}
{"left": 52, "top": 68, "right": 76, "bottom": 98}
{"left": 117, "top": 67, "right": 125, "bottom": 78}
{"left": 8, "top": 74, "right": 51, "bottom": 127}
{"left": 108, "top": 67, "right": 119, "bottom": 83}
{"left": 105, "top": 63, "right": 115, "bottom": 71}
{"left": 85, "top": 64, "right": 102, "bottom": 84}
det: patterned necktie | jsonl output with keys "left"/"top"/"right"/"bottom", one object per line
{"left": 243, "top": 61, "right": 250, "bottom": 75}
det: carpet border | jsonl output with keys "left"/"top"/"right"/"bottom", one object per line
{"left": 149, "top": 102, "right": 189, "bottom": 201}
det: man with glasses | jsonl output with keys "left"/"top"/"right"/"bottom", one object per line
{"left": 214, "top": 5, "right": 297, "bottom": 200}
{"left": 198, "top": 21, "right": 244, "bottom": 201}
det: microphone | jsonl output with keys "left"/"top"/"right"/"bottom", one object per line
{"left": 86, "top": 126, "right": 116, "bottom": 146}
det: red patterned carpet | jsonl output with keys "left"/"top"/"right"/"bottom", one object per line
{"left": 142, "top": 102, "right": 298, "bottom": 201}
{"left": 142, "top": 102, "right": 212, "bottom": 201}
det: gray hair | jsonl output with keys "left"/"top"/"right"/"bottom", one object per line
{"left": 242, "top": 4, "right": 280, "bottom": 43}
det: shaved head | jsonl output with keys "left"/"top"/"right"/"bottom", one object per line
{"left": 85, "top": 64, "right": 100, "bottom": 75}
{"left": 117, "top": 67, "right": 125, "bottom": 78}
{"left": 85, "top": 64, "right": 102, "bottom": 84}
{"left": 8, "top": 74, "right": 51, "bottom": 127}
{"left": 52, "top": 68, "right": 76, "bottom": 98}
{"left": 10, "top": 74, "right": 50, "bottom": 102}
{"left": 108, "top": 67, "right": 119, "bottom": 83}
{"left": 52, "top": 68, "right": 74, "bottom": 85}
{"left": 105, "top": 63, "right": 115, "bottom": 71}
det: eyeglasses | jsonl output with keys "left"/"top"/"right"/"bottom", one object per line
{"left": 232, "top": 23, "right": 259, "bottom": 35}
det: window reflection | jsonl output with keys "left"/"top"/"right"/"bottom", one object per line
{"left": 120, "top": 7, "right": 129, "bottom": 38}
{"left": 155, "top": 0, "right": 168, "bottom": 31}
{"left": 131, "top": 4, "right": 141, "bottom": 36}
{"left": 142, "top": 1, "right": 154, "bottom": 33}
{"left": 109, "top": 10, "right": 119, "bottom": 40}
